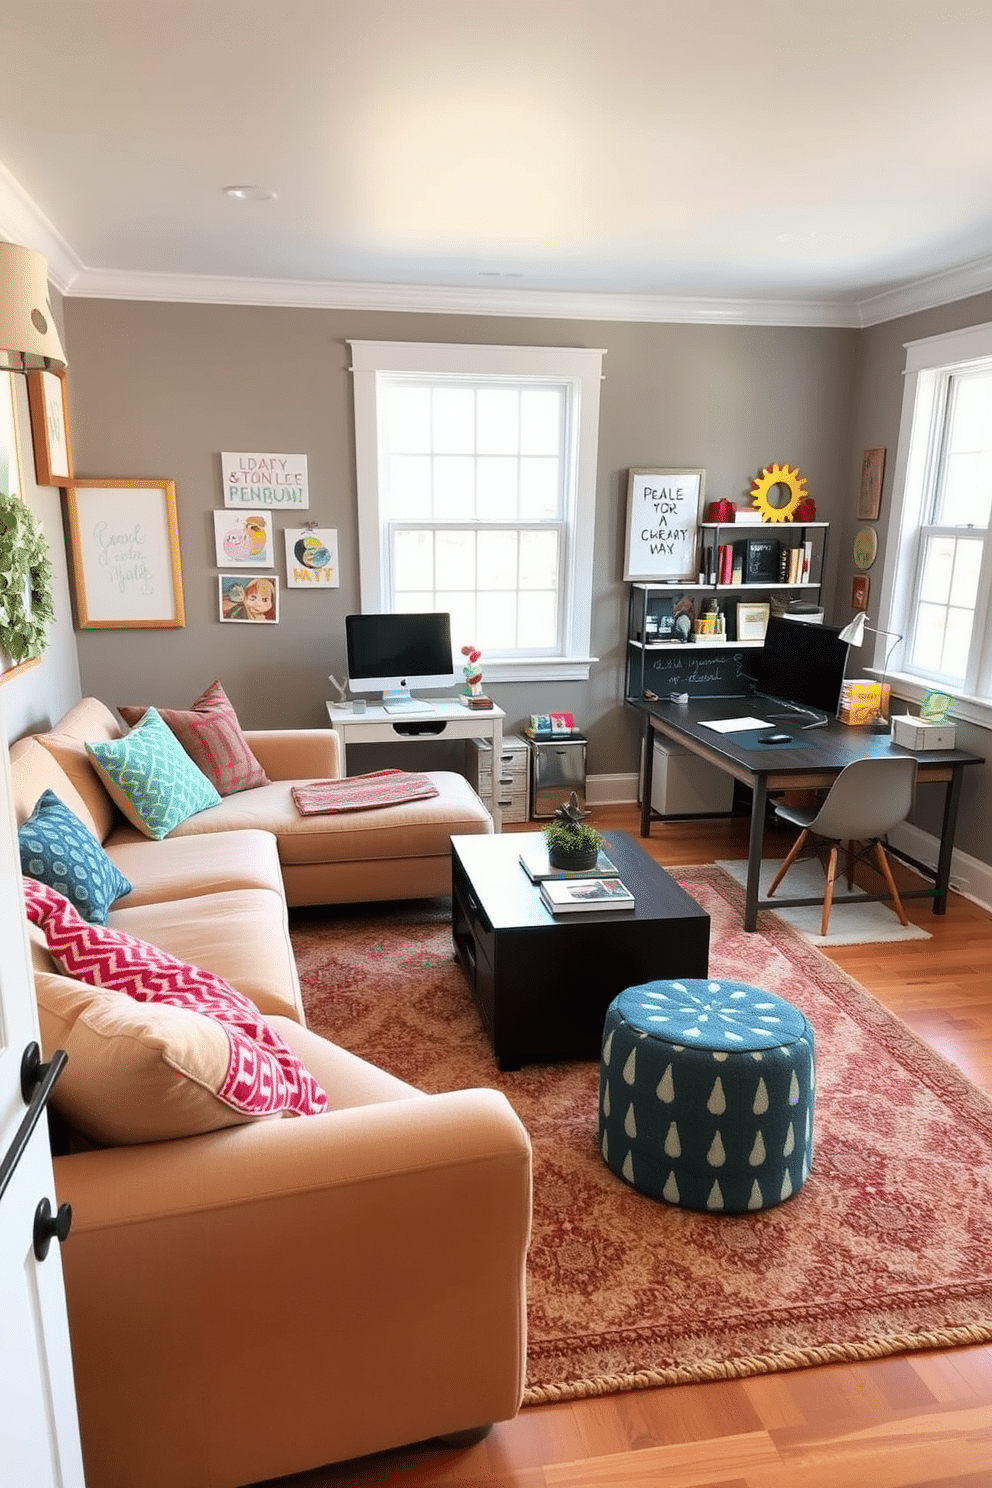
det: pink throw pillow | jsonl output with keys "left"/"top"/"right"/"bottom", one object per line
{"left": 118, "top": 680, "right": 268, "bottom": 796}
{"left": 23, "top": 877, "right": 327, "bottom": 1120}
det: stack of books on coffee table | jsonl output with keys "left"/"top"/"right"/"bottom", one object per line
{"left": 539, "top": 877, "right": 635, "bottom": 914}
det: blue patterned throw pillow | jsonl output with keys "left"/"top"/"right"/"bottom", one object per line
{"left": 19, "top": 790, "right": 133, "bottom": 924}
{"left": 85, "top": 707, "right": 221, "bottom": 840}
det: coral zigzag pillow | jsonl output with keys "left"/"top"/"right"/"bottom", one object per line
{"left": 23, "top": 877, "right": 327, "bottom": 1120}
{"left": 118, "top": 680, "right": 269, "bottom": 796}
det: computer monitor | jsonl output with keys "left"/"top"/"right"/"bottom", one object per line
{"left": 345, "top": 611, "right": 456, "bottom": 712}
{"left": 753, "top": 615, "right": 848, "bottom": 717}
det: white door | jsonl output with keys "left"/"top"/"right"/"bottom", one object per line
{"left": 0, "top": 710, "right": 86, "bottom": 1488}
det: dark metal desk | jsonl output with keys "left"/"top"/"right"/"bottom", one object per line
{"left": 635, "top": 696, "right": 984, "bottom": 932}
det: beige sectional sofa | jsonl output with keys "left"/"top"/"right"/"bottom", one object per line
{"left": 11, "top": 698, "right": 531, "bottom": 1488}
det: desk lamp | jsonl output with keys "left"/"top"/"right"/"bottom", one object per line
{"left": 837, "top": 610, "right": 902, "bottom": 733}
{"left": 0, "top": 242, "right": 67, "bottom": 371}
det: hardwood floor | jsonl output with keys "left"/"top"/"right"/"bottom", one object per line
{"left": 265, "top": 808, "right": 992, "bottom": 1488}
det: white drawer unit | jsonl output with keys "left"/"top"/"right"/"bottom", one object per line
{"left": 469, "top": 733, "right": 529, "bottom": 823}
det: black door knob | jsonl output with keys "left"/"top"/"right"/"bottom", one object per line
{"left": 33, "top": 1196, "right": 72, "bottom": 1261}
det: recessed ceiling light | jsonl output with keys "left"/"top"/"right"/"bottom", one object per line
{"left": 224, "top": 185, "right": 278, "bottom": 202}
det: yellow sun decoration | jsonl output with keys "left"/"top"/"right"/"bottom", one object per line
{"left": 749, "top": 463, "right": 808, "bottom": 522}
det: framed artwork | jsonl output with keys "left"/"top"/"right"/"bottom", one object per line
{"left": 213, "top": 509, "right": 273, "bottom": 566}
{"left": 63, "top": 478, "right": 186, "bottom": 628}
{"left": 851, "top": 573, "right": 870, "bottom": 610}
{"left": 284, "top": 526, "right": 339, "bottom": 587}
{"left": 735, "top": 600, "right": 771, "bottom": 641}
{"left": 858, "top": 447, "right": 885, "bottom": 520}
{"left": 26, "top": 369, "right": 73, "bottom": 485}
{"left": 623, "top": 468, "right": 705, "bottom": 582}
{"left": 218, "top": 574, "right": 279, "bottom": 623}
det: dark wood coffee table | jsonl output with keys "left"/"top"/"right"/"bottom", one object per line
{"left": 451, "top": 829, "right": 710, "bottom": 1069}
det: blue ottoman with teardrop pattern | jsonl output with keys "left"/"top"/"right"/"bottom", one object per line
{"left": 598, "top": 979, "right": 815, "bottom": 1212}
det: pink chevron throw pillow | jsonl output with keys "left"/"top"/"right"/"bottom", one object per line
{"left": 23, "top": 877, "right": 327, "bottom": 1119}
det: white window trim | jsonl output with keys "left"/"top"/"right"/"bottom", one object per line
{"left": 349, "top": 340, "right": 605, "bottom": 682}
{"left": 876, "top": 320, "right": 992, "bottom": 733}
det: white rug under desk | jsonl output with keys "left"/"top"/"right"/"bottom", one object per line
{"left": 716, "top": 858, "right": 932, "bottom": 946}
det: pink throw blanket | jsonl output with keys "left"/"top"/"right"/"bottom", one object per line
{"left": 292, "top": 769, "right": 439, "bottom": 815}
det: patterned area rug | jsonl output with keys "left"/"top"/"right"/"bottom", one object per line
{"left": 291, "top": 865, "right": 992, "bottom": 1405}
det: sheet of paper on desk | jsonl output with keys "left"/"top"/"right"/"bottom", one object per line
{"left": 700, "top": 716, "right": 774, "bottom": 733}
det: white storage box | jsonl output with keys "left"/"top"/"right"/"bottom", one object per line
{"left": 890, "top": 714, "right": 957, "bottom": 750}
{"left": 650, "top": 738, "right": 734, "bottom": 816}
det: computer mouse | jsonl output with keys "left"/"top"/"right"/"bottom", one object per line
{"left": 761, "top": 732, "right": 793, "bottom": 744}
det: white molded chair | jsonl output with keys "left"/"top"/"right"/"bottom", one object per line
{"left": 767, "top": 755, "right": 918, "bottom": 935}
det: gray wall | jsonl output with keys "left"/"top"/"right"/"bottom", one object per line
{"left": 57, "top": 300, "right": 858, "bottom": 780}
{"left": 852, "top": 290, "right": 992, "bottom": 864}
{"left": 6, "top": 288, "right": 988, "bottom": 872}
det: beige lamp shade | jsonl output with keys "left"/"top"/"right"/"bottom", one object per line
{"left": 0, "top": 241, "right": 67, "bottom": 371}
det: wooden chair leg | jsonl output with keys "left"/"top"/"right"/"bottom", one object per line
{"left": 873, "top": 841, "right": 910, "bottom": 925}
{"left": 821, "top": 843, "right": 840, "bottom": 936}
{"left": 767, "top": 829, "right": 810, "bottom": 898}
{"left": 846, "top": 841, "right": 856, "bottom": 889}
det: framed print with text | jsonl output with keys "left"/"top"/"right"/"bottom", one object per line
{"left": 64, "top": 478, "right": 186, "bottom": 628}
{"left": 27, "top": 369, "right": 73, "bottom": 486}
{"left": 623, "top": 467, "right": 705, "bottom": 581}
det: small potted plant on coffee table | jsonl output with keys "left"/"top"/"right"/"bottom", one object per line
{"left": 542, "top": 792, "right": 602, "bottom": 872}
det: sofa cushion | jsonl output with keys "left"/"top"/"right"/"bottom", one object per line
{"left": 35, "top": 970, "right": 270, "bottom": 1144}
{"left": 104, "top": 827, "right": 285, "bottom": 908}
{"left": 33, "top": 697, "right": 123, "bottom": 842}
{"left": 163, "top": 771, "right": 492, "bottom": 864}
{"left": 85, "top": 708, "right": 221, "bottom": 839}
{"left": 19, "top": 790, "right": 132, "bottom": 923}
{"left": 24, "top": 878, "right": 327, "bottom": 1122}
{"left": 118, "top": 680, "right": 269, "bottom": 796}
{"left": 108, "top": 886, "right": 303, "bottom": 1022}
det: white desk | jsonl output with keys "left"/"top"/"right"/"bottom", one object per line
{"left": 325, "top": 698, "right": 506, "bottom": 830}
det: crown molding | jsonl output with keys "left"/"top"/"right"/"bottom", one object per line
{"left": 854, "top": 253, "right": 992, "bottom": 327}
{"left": 0, "top": 160, "right": 84, "bottom": 294}
{"left": 4, "top": 160, "right": 992, "bottom": 329}
{"left": 60, "top": 265, "right": 865, "bottom": 327}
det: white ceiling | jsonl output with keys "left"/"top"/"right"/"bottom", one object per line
{"left": 4, "top": 0, "right": 992, "bottom": 327}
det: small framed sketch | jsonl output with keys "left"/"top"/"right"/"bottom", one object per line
{"left": 851, "top": 573, "right": 870, "bottom": 611}
{"left": 26, "top": 369, "right": 73, "bottom": 486}
{"left": 284, "top": 526, "right": 339, "bottom": 587}
{"left": 736, "top": 601, "right": 770, "bottom": 641}
{"left": 213, "top": 509, "right": 273, "bottom": 566}
{"left": 623, "top": 467, "right": 705, "bottom": 582}
{"left": 63, "top": 478, "right": 185, "bottom": 628}
{"left": 218, "top": 574, "right": 279, "bottom": 623}
{"left": 858, "top": 448, "right": 885, "bottom": 520}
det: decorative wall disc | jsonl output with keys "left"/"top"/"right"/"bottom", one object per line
{"left": 853, "top": 526, "right": 878, "bottom": 570}
{"left": 749, "top": 463, "right": 808, "bottom": 523}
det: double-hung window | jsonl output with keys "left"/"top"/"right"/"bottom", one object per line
{"left": 349, "top": 341, "right": 604, "bottom": 682}
{"left": 884, "top": 322, "right": 992, "bottom": 724}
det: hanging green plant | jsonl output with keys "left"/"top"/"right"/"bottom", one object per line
{"left": 0, "top": 489, "right": 55, "bottom": 665}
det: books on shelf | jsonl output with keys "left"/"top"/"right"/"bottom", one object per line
{"left": 518, "top": 839, "right": 619, "bottom": 883}
{"left": 540, "top": 877, "right": 635, "bottom": 914}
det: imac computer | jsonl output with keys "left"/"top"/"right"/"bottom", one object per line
{"left": 345, "top": 611, "right": 456, "bottom": 713}
{"left": 753, "top": 615, "right": 848, "bottom": 720}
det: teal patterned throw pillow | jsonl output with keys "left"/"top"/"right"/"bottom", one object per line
{"left": 85, "top": 707, "right": 221, "bottom": 840}
{"left": 19, "top": 790, "right": 133, "bottom": 923}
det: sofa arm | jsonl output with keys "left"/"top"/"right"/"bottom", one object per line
{"left": 243, "top": 727, "right": 340, "bottom": 781}
{"left": 56, "top": 1088, "right": 532, "bottom": 1488}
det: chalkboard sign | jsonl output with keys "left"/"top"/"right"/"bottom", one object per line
{"left": 644, "top": 647, "right": 756, "bottom": 699}
{"left": 623, "top": 467, "right": 705, "bottom": 582}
